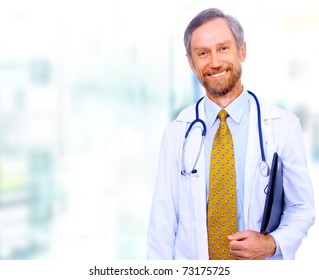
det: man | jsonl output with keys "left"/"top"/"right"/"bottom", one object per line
{"left": 147, "top": 8, "right": 314, "bottom": 260}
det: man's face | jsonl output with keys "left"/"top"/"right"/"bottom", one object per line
{"left": 188, "top": 18, "right": 246, "bottom": 97}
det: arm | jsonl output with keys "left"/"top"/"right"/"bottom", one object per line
{"left": 269, "top": 117, "right": 315, "bottom": 259}
{"left": 229, "top": 116, "right": 314, "bottom": 260}
{"left": 147, "top": 128, "right": 179, "bottom": 259}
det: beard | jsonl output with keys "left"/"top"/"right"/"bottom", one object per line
{"left": 199, "top": 63, "right": 242, "bottom": 96}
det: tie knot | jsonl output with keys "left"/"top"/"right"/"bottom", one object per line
{"left": 218, "top": 109, "right": 228, "bottom": 122}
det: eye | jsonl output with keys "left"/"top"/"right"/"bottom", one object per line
{"left": 220, "top": 45, "right": 230, "bottom": 52}
{"left": 197, "top": 50, "right": 208, "bottom": 58}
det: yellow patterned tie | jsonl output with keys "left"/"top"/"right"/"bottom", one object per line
{"left": 207, "top": 109, "right": 237, "bottom": 260}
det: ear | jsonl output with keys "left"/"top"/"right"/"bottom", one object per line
{"left": 239, "top": 42, "right": 246, "bottom": 62}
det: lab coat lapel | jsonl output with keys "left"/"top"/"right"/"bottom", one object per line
{"left": 244, "top": 97, "right": 274, "bottom": 227}
{"left": 178, "top": 99, "right": 208, "bottom": 259}
{"left": 244, "top": 99, "right": 260, "bottom": 225}
{"left": 186, "top": 128, "right": 208, "bottom": 259}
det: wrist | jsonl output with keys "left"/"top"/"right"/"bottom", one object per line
{"left": 267, "top": 235, "right": 277, "bottom": 257}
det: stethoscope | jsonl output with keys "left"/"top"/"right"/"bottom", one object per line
{"left": 181, "top": 91, "right": 270, "bottom": 177}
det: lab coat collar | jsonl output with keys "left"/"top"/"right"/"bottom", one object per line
{"left": 176, "top": 91, "right": 282, "bottom": 124}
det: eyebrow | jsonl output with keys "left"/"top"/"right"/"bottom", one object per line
{"left": 192, "top": 40, "right": 233, "bottom": 51}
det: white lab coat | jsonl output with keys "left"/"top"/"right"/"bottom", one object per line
{"left": 147, "top": 95, "right": 315, "bottom": 260}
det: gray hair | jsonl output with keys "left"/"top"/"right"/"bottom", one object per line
{"left": 184, "top": 8, "right": 245, "bottom": 58}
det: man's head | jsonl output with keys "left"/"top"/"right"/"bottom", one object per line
{"left": 184, "top": 8, "right": 245, "bottom": 58}
{"left": 184, "top": 8, "right": 246, "bottom": 100}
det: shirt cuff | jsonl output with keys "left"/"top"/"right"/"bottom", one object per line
{"left": 269, "top": 233, "right": 282, "bottom": 256}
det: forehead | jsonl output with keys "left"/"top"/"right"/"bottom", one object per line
{"left": 190, "top": 18, "right": 236, "bottom": 49}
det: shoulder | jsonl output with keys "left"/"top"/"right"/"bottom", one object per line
{"left": 175, "top": 103, "right": 197, "bottom": 122}
{"left": 162, "top": 105, "right": 192, "bottom": 136}
{"left": 258, "top": 98, "right": 302, "bottom": 151}
{"left": 164, "top": 102, "right": 197, "bottom": 132}
{"left": 258, "top": 97, "right": 299, "bottom": 124}
{"left": 161, "top": 102, "right": 199, "bottom": 145}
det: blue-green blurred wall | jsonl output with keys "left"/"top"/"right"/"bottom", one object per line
{"left": 0, "top": 0, "right": 318, "bottom": 260}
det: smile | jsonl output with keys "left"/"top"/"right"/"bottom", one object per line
{"left": 210, "top": 70, "right": 227, "bottom": 78}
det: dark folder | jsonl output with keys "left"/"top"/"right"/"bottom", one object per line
{"left": 260, "top": 153, "right": 284, "bottom": 234}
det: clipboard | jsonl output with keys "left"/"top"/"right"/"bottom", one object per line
{"left": 260, "top": 152, "right": 284, "bottom": 234}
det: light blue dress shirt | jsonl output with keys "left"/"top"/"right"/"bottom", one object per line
{"left": 204, "top": 89, "right": 250, "bottom": 231}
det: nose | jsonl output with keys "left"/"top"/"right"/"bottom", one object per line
{"left": 209, "top": 52, "right": 222, "bottom": 68}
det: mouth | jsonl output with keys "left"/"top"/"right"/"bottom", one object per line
{"left": 209, "top": 70, "right": 227, "bottom": 78}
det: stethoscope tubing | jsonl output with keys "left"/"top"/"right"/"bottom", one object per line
{"left": 181, "top": 91, "right": 269, "bottom": 177}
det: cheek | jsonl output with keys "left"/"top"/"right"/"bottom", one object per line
{"left": 194, "top": 67, "right": 205, "bottom": 81}
{"left": 192, "top": 61, "right": 207, "bottom": 76}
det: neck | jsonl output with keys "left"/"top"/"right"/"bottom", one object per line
{"left": 206, "top": 82, "right": 243, "bottom": 108}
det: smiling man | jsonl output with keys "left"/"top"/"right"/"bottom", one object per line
{"left": 147, "top": 8, "right": 314, "bottom": 260}
{"left": 188, "top": 17, "right": 245, "bottom": 103}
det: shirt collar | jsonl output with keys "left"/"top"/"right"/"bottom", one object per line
{"left": 204, "top": 88, "right": 250, "bottom": 127}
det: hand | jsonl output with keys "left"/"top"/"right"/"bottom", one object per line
{"left": 227, "top": 230, "right": 276, "bottom": 260}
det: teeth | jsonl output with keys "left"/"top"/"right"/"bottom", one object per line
{"left": 211, "top": 70, "right": 226, "bottom": 77}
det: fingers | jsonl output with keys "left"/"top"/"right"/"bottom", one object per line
{"left": 227, "top": 230, "right": 274, "bottom": 260}
{"left": 227, "top": 230, "right": 251, "bottom": 241}
{"left": 227, "top": 230, "right": 255, "bottom": 260}
{"left": 228, "top": 240, "right": 244, "bottom": 259}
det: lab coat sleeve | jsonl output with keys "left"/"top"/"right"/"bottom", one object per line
{"left": 147, "top": 125, "right": 180, "bottom": 259}
{"left": 270, "top": 117, "right": 315, "bottom": 260}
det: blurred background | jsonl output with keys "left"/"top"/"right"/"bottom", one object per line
{"left": 0, "top": 0, "right": 318, "bottom": 260}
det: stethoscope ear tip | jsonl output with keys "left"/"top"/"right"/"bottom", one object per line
{"left": 191, "top": 169, "right": 197, "bottom": 174}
